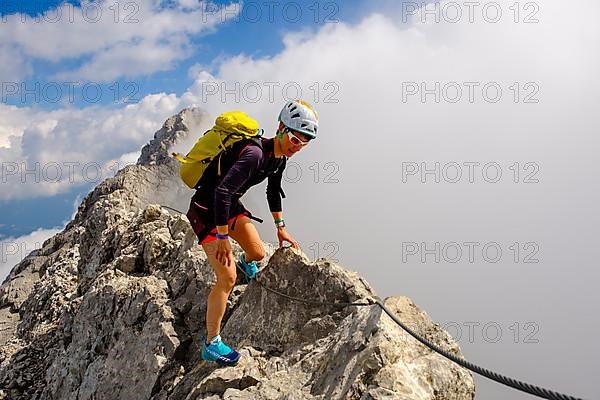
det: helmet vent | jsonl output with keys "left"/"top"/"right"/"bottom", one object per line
{"left": 291, "top": 112, "right": 300, "bottom": 118}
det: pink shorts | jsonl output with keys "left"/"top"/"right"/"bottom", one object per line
{"left": 199, "top": 212, "right": 247, "bottom": 245}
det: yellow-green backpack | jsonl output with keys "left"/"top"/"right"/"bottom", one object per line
{"left": 172, "top": 111, "right": 264, "bottom": 189}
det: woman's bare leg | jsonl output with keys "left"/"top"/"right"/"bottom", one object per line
{"left": 202, "top": 239, "right": 236, "bottom": 342}
{"left": 201, "top": 216, "right": 265, "bottom": 342}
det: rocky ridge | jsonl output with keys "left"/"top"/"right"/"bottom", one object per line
{"left": 0, "top": 108, "right": 475, "bottom": 400}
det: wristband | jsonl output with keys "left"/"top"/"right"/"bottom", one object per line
{"left": 274, "top": 218, "right": 284, "bottom": 223}
{"left": 215, "top": 233, "right": 229, "bottom": 240}
{"left": 275, "top": 219, "right": 285, "bottom": 228}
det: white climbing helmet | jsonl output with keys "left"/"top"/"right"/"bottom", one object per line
{"left": 278, "top": 99, "right": 318, "bottom": 139}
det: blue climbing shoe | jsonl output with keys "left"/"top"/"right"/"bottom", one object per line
{"left": 201, "top": 335, "right": 240, "bottom": 366}
{"left": 237, "top": 253, "right": 258, "bottom": 281}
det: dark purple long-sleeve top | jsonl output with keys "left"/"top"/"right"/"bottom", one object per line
{"left": 212, "top": 138, "right": 286, "bottom": 226}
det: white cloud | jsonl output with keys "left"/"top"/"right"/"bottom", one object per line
{"left": 0, "top": 104, "right": 32, "bottom": 148}
{"left": 0, "top": 93, "right": 180, "bottom": 200}
{"left": 177, "top": 0, "right": 599, "bottom": 153}
{"left": 58, "top": 35, "right": 192, "bottom": 82}
{"left": 0, "top": 0, "right": 241, "bottom": 82}
{"left": 172, "top": 0, "right": 600, "bottom": 273}
{"left": 116, "top": 150, "right": 143, "bottom": 169}
{"left": 0, "top": 43, "right": 31, "bottom": 83}
{"left": 187, "top": 63, "right": 207, "bottom": 80}
{"left": 4, "top": 0, "right": 598, "bottom": 206}
{"left": 0, "top": 227, "right": 62, "bottom": 284}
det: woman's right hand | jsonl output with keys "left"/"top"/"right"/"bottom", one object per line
{"left": 216, "top": 237, "right": 235, "bottom": 268}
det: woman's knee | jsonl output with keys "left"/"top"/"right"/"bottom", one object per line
{"left": 242, "top": 234, "right": 266, "bottom": 261}
{"left": 202, "top": 242, "right": 237, "bottom": 288}
{"left": 246, "top": 246, "right": 265, "bottom": 262}
{"left": 215, "top": 269, "right": 237, "bottom": 289}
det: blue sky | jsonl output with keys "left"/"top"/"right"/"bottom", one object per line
{"left": 0, "top": 0, "right": 366, "bottom": 109}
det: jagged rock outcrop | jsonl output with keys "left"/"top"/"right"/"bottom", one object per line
{"left": 0, "top": 108, "right": 475, "bottom": 400}
{"left": 137, "top": 107, "right": 209, "bottom": 168}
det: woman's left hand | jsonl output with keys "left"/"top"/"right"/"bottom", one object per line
{"left": 277, "top": 228, "right": 299, "bottom": 249}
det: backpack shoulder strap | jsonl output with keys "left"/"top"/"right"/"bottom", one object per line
{"left": 215, "top": 137, "right": 263, "bottom": 176}
{"left": 236, "top": 136, "right": 264, "bottom": 158}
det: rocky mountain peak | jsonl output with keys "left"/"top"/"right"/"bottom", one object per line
{"left": 137, "top": 107, "right": 209, "bottom": 168}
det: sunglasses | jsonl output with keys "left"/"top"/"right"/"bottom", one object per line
{"left": 285, "top": 128, "right": 312, "bottom": 146}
